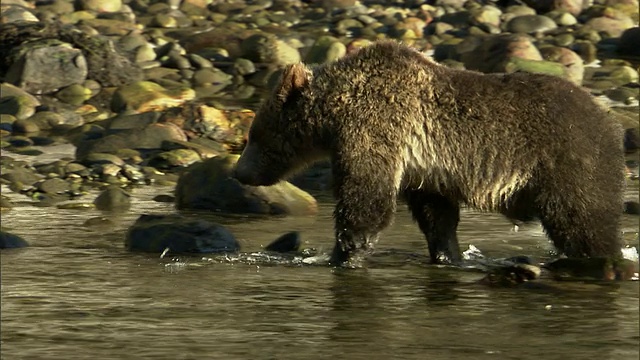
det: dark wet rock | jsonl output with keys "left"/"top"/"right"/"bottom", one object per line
{"left": 153, "top": 194, "right": 175, "bottom": 203}
{"left": 110, "top": 81, "right": 195, "bottom": 113}
{"left": 36, "top": 178, "right": 71, "bottom": 194}
{"left": 624, "top": 201, "right": 640, "bottom": 215}
{"left": 0, "top": 231, "right": 28, "bottom": 249}
{"left": 125, "top": 213, "right": 240, "bottom": 254}
{"left": 8, "top": 135, "right": 33, "bottom": 147}
{"left": 624, "top": 128, "right": 639, "bottom": 153}
{"left": 175, "top": 155, "right": 317, "bottom": 215}
{"left": 5, "top": 39, "right": 88, "bottom": 94}
{"left": 265, "top": 231, "right": 301, "bottom": 253}
{"left": 618, "top": 27, "right": 640, "bottom": 56}
{"left": 93, "top": 185, "right": 131, "bottom": 211}
{"left": 544, "top": 257, "right": 639, "bottom": 281}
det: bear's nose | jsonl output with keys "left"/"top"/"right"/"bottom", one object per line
{"left": 232, "top": 163, "right": 254, "bottom": 185}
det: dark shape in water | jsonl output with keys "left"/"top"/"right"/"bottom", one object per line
{"left": 265, "top": 231, "right": 301, "bottom": 253}
{"left": 0, "top": 231, "right": 28, "bottom": 249}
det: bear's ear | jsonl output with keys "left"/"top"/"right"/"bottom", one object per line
{"left": 276, "top": 63, "right": 310, "bottom": 101}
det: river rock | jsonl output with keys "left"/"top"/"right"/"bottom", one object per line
{"left": 77, "top": 0, "right": 122, "bottom": 13}
{"left": 1, "top": 166, "right": 43, "bottom": 187}
{"left": 36, "top": 178, "right": 71, "bottom": 194}
{"left": 539, "top": 46, "right": 584, "bottom": 84}
{"left": 0, "top": 231, "right": 29, "bottom": 249}
{"left": 505, "top": 15, "right": 558, "bottom": 34}
{"left": 522, "top": 0, "right": 589, "bottom": 16}
{"left": 5, "top": 39, "right": 88, "bottom": 94}
{"left": 94, "top": 185, "right": 131, "bottom": 211}
{"left": 111, "top": 81, "right": 196, "bottom": 113}
{"left": 75, "top": 122, "right": 188, "bottom": 160}
{"left": 125, "top": 213, "right": 240, "bottom": 254}
{"left": 265, "top": 231, "right": 301, "bottom": 253}
{"left": 0, "top": 4, "right": 39, "bottom": 23}
{"left": 0, "top": 83, "right": 40, "bottom": 119}
{"left": 584, "top": 8, "right": 635, "bottom": 38}
{"left": 175, "top": 155, "right": 318, "bottom": 215}
{"left": 460, "top": 34, "right": 543, "bottom": 74}
{"left": 148, "top": 149, "right": 202, "bottom": 169}
{"left": 241, "top": 33, "right": 301, "bottom": 66}
{"left": 305, "top": 36, "right": 347, "bottom": 64}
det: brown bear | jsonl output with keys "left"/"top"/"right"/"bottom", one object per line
{"left": 233, "top": 40, "right": 625, "bottom": 266}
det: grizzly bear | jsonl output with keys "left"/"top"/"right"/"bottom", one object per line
{"left": 233, "top": 40, "right": 625, "bottom": 266}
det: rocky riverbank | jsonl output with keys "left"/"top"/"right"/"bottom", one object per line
{"left": 1, "top": 0, "right": 639, "bottom": 263}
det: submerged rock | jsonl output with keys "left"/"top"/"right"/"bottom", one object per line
{"left": 265, "top": 231, "right": 301, "bottom": 253}
{"left": 94, "top": 185, "right": 131, "bottom": 211}
{"left": 175, "top": 155, "right": 318, "bottom": 215}
{"left": 125, "top": 213, "right": 239, "bottom": 254}
{"left": 0, "top": 231, "right": 29, "bottom": 249}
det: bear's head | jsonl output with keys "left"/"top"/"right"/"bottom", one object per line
{"left": 234, "top": 63, "right": 321, "bottom": 186}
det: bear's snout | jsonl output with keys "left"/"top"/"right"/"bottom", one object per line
{"left": 232, "top": 161, "right": 256, "bottom": 186}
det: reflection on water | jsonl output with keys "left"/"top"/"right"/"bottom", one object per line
{"left": 1, "top": 184, "right": 639, "bottom": 359}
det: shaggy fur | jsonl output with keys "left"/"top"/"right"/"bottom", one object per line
{"left": 234, "top": 40, "right": 625, "bottom": 266}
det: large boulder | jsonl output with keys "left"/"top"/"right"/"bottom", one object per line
{"left": 175, "top": 155, "right": 318, "bottom": 215}
{"left": 125, "top": 214, "right": 239, "bottom": 254}
{"left": 5, "top": 39, "right": 88, "bottom": 94}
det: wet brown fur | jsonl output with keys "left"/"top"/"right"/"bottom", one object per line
{"left": 234, "top": 40, "right": 625, "bottom": 265}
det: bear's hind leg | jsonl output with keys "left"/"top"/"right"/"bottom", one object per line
{"left": 404, "top": 190, "right": 462, "bottom": 264}
{"left": 536, "top": 190, "right": 622, "bottom": 258}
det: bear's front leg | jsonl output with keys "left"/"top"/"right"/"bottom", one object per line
{"left": 329, "top": 160, "right": 398, "bottom": 266}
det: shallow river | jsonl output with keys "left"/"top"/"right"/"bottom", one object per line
{"left": 1, "top": 146, "right": 639, "bottom": 360}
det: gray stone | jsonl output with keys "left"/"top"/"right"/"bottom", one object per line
{"left": 6, "top": 40, "right": 88, "bottom": 94}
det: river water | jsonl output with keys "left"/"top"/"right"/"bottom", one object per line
{"left": 1, "top": 144, "right": 639, "bottom": 360}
